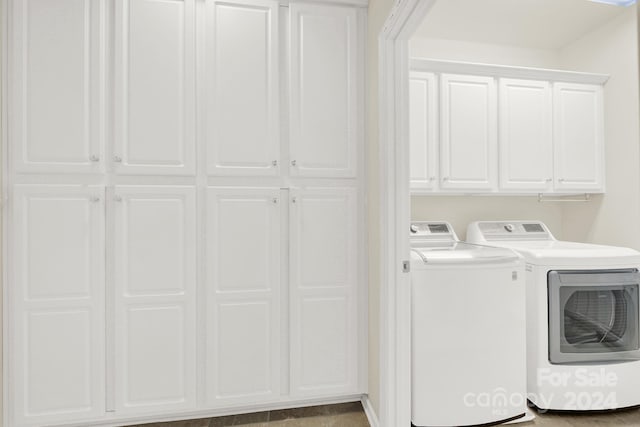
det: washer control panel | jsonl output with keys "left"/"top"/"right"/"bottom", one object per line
{"left": 467, "top": 221, "right": 553, "bottom": 242}
{"left": 410, "top": 221, "right": 458, "bottom": 243}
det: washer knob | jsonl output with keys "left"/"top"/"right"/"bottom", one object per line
{"left": 504, "top": 224, "right": 514, "bottom": 232}
{"left": 410, "top": 224, "right": 419, "bottom": 233}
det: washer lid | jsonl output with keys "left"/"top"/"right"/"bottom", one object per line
{"left": 411, "top": 242, "right": 520, "bottom": 265}
{"left": 487, "top": 240, "right": 640, "bottom": 265}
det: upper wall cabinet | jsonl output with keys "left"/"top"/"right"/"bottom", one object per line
{"left": 409, "top": 59, "right": 607, "bottom": 195}
{"left": 409, "top": 72, "right": 438, "bottom": 191}
{"left": 9, "top": 0, "right": 106, "bottom": 174}
{"left": 205, "top": 0, "right": 280, "bottom": 176}
{"left": 553, "top": 82, "right": 605, "bottom": 192}
{"left": 289, "top": 4, "right": 359, "bottom": 178}
{"left": 440, "top": 74, "right": 497, "bottom": 191}
{"left": 498, "top": 78, "right": 553, "bottom": 192}
{"left": 113, "top": 0, "right": 196, "bottom": 175}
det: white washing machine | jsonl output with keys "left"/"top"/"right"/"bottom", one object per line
{"left": 410, "top": 221, "right": 528, "bottom": 427}
{"left": 467, "top": 221, "right": 640, "bottom": 411}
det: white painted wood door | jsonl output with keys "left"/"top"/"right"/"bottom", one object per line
{"left": 499, "top": 78, "right": 553, "bottom": 192}
{"left": 440, "top": 74, "right": 497, "bottom": 191}
{"left": 206, "top": 187, "right": 282, "bottom": 406}
{"left": 409, "top": 72, "right": 438, "bottom": 191}
{"left": 289, "top": 188, "right": 358, "bottom": 397}
{"left": 289, "top": 4, "right": 358, "bottom": 178}
{"left": 553, "top": 82, "right": 605, "bottom": 192}
{"left": 113, "top": 0, "right": 196, "bottom": 175}
{"left": 9, "top": 0, "right": 106, "bottom": 174}
{"left": 113, "top": 186, "right": 196, "bottom": 413}
{"left": 205, "top": 0, "right": 280, "bottom": 176}
{"left": 11, "top": 185, "right": 105, "bottom": 426}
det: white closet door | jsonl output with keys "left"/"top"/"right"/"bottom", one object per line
{"left": 499, "top": 78, "right": 553, "bottom": 192}
{"left": 205, "top": 0, "right": 280, "bottom": 176}
{"left": 440, "top": 74, "right": 497, "bottom": 191}
{"left": 289, "top": 4, "right": 358, "bottom": 178}
{"left": 9, "top": 0, "right": 105, "bottom": 173}
{"left": 289, "top": 187, "right": 358, "bottom": 397}
{"left": 409, "top": 72, "right": 438, "bottom": 191}
{"left": 11, "top": 185, "right": 105, "bottom": 426}
{"left": 113, "top": 186, "right": 196, "bottom": 412}
{"left": 206, "top": 187, "right": 281, "bottom": 406}
{"left": 113, "top": 0, "right": 196, "bottom": 175}
{"left": 553, "top": 82, "right": 605, "bottom": 192}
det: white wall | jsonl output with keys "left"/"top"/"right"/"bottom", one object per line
{"left": 559, "top": 7, "right": 640, "bottom": 249}
{"left": 408, "top": 6, "right": 640, "bottom": 246}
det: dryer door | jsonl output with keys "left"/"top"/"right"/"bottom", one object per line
{"left": 548, "top": 269, "right": 640, "bottom": 364}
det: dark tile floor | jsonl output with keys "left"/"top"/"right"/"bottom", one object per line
{"left": 128, "top": 402, "right": 370, "bottom": 427}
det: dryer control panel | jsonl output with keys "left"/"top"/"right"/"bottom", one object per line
{"left": 467, "top": 221, "right": 554, "bottom": 243}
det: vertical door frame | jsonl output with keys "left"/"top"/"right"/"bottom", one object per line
{"left": 377, "top": 0, "right": 437, "bottom": 426}
{"left": 3, "top": 0, "right": 11, "bottom": 424}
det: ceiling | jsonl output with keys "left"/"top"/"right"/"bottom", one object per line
{"left": 412, "top": 0, "right": 630, "bottom": 50}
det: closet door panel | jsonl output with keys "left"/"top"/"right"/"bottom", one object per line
{"left": 205, "top": 0, "right": 280, "bottom": 176}
{"left": 113, "top": 186, "right": 196, "bottom": 412}
{"left": 10, "top": 0, "right": 105, "bottom": 173}
{"left": 289, "top": 188, "right": 358, "bottom": 397}
{"left": 206, "top": 187, "right": 281, "bottom": 406}
{"left": 11, "top": 185, "right": 105, "bottom": 425}
{"left": 289, "top": 4, "right": 358, "bottom": 178}
{"left": 114, "top": 0, "right": 196, "bottom": 175}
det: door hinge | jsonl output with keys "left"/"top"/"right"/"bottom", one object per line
{"left": 402, "top": 260, "right": 410, "bottom": 273}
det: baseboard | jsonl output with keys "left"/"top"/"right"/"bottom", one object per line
{"left": 361, "top": 395, "right": 379, "bottom": 427}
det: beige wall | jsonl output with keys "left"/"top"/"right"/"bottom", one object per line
{"left": 408, "top": 6, "right": 640, "bottom": 246}
{"left": 559, "top": 8, "right": 640, "bottom": 249}
{"left": 366, "top": 0, "right": 395, "bottom": 417}
{"left": 409, "top": 37, "right": 561, "bottom": 69}
{"left": 412, "top": 196, "right": 565, "bottom": 240}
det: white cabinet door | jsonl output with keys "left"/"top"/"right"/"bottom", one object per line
{"left": 289, "top": 4, "right": 359, "bottom": 178}
{"left": 205, "top": 0, "right": 280, "bottom": 176}
{"left": 499, "top": 78, "right": 553, "bottom": 192}
{"left": 206, "top": 187, "right": 282, "bottom": 406}
{"left": 289, "top": 188, "right": 358, "bottom": 397}
{"left": 440, "top": 74, "right": 497, "bottom": 191}
{"left": 113, "top": 186, "right": 196, "bottom": 413}
{"left": 553, "top": 82, "right": 605, "bottom": 192}
{"left": 11, "top": 185, "right": 105, "bottom": 426}
{"left": 409, "top": 72, "right": 438, "bottom": 191}
{"left": 113, "top": 0, "right": 196, "bottom": 175}
{"left": 9, "top": 0, "right": 105, "bottom": 173}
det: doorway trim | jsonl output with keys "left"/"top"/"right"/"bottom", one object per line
{"left": 378, "top": 0, "right": 438, "bottom": 425}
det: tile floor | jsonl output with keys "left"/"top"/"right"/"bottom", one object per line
{"left": 530, "top": 406, "right": 640, "bottom": 426}
{"left": 128, "top": 402, "right": 640, "bottom": 427}
{"left": 127, "top": 402, "right": 369, "bottom": 427}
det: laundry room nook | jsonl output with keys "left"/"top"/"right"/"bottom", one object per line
{"left": 407, "top": 0, "right": 640, "bottom": 246}
{"left": 398, "top": 0, "right": 640, "bottom": 426}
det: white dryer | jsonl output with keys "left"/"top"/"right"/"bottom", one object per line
{"left": 410, "top": 222, "right": 528, "bottom": 426}
{"left": 467, "top": 221, "right": 640, "bottom": 411}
